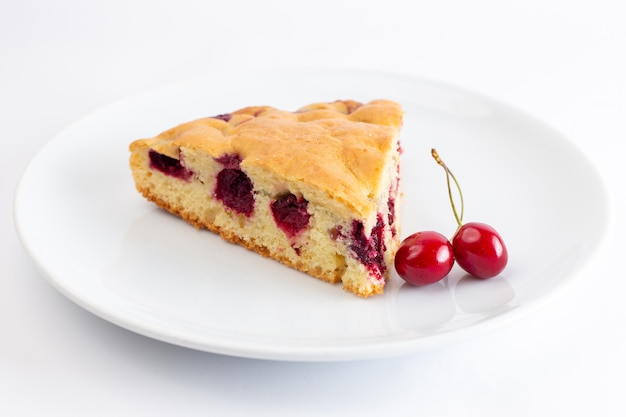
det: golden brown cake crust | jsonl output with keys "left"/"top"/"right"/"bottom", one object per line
{"left": 130, "top": 99, "right": 403, "bottom": 218}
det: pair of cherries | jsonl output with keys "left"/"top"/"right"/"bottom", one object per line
{"left": 394, "top": 149, "right": 508, "bottom": 286}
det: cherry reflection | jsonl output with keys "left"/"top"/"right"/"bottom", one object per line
{"left": 390, "top": 272, "right": 515, "bottom": 331}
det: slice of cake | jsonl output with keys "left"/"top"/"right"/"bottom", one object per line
{"left": 129, "top": 99, "right": 403, "bottom": 297}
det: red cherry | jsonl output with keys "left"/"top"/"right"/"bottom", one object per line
{"left": 394, "top": 231, "right": 455, "bottom": 286}
{"left": 452, "top": 222, "right": 508, "bottom": 279}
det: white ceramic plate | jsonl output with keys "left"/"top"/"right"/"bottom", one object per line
{"left": 14, "top": 69, "right": 610, "bottom": 361}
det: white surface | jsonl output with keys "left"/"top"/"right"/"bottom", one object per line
{"left": 14, "top": 70, "right": 609, "bottom": 362}
{"left": 2, "top": 0, "right": 625, "bottom": 415}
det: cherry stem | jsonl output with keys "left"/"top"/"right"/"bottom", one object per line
{"left": 431, "top": 148, "right": 464, "bottom": 229}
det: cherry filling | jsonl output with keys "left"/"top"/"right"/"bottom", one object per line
{"left": 215, "top": 169, "right": 254, "bottom": 216}
{"left": 214, "top": 153, "right": 255, "bottom": 216}
{"left": 271, "top": 193, "right": 311, "bottom": 238}
{"left": 387, "top": 174, "right": 400, "bottom": 237}
{"left": 211, "top": 113, "right": 232, "bottom": 122}
{"left": 349, "top": 214, "right": 387, "bottom": 280}
{"left": 215, "top": 153, "right": 242, "bottom": 169}
{"left": 387, "top": 196, "right": 396, "bottom": 237}
{"left": 148, "top": 150, "right": 193, "bottom": 181}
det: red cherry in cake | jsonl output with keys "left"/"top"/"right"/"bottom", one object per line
{"left": 148, "top": 150, "right": 193, "bottom": 181}
{"left": 394, "top": 231, "right": 454, "bottom": 286}
{"left": 215, "top": 169, "right": 254, "bottom": 216}
{"left": 431, "top": 149, "right": 508, "bottom": 279}
{"left": 271, "top": 193, "right": 311, "bottom": 238}
{"left": 211, "top": 113, "right": 232, "bottom": 122}
{"left": 215, "top": 153, "right": 243, "bottom": 169}
{"left": 349, "top": 215, "right": 387, "bottom": 280}
{"left": 214, "top": 154, "right": 255, "bottom": 216}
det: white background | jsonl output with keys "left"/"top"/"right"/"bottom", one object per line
{"left": 2, "top": 1, "right": 625, "bottom": 415}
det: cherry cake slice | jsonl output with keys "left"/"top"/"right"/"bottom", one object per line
{"left": 129, "top": 99, "right": 403, "bottom": 297}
